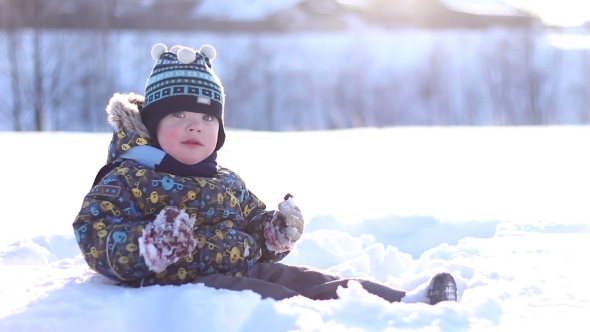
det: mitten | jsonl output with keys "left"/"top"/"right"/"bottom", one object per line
{"left": 138, "top": 206, "right": 197, "bottom": 273}
{"left": 264, "top": 194, "right": 304, "bottom": 253}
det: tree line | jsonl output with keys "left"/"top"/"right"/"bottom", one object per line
{"left": 0, "top": 28, "right": 588, "bottom": 132}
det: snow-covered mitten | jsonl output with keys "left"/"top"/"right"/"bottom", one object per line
{"left": 138, "top": 206, "right": 197, "bottom": 273}
{"left": 264, "top": 194, "right": 304, "bottom": 253}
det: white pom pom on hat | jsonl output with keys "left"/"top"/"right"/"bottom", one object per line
{"left": 177, "top": 47, "right": 197, "bottom": 64}
{"left": 200, "top": 45, "right": 217, "bottom": 60}
{"left": 169, "top": 45, "right": 183, "bottom": 54}
{"left": 151, "top": 43, "right": 167, "bottom": 60}
{"left": 150, "top": 43, "right": 217, "bottom": 63}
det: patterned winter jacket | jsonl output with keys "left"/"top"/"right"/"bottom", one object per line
{"left": 73, "top": 93, "right": 288, "bottom": 287}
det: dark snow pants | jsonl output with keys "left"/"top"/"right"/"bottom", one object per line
{"left": 192, "top": 263, "right": 406, "bottom": 303}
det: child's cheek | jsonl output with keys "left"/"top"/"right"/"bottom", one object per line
{"left": 156, "top": 126, "right": 178, "bottom": 151}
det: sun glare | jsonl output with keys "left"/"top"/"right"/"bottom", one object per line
{"left": 505, "top": 0, "right": 590, "bottom": 26}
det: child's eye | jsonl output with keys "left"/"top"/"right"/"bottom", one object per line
{"left": 173, "top": 112, "right": 186, "bottom": 118}
{"left": 202, "top": 114, "right": 214, "bottom": 121}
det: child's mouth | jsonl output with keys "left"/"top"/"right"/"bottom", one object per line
{"left": 182, "top": 140, "right": 202, "bottom": 146}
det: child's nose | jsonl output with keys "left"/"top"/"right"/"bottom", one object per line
{"left": 187, "top": 119, "right": 203, "bottom": 132}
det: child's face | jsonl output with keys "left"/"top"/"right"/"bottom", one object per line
{"left": 156, "top": 111, "right": 219, "bottom": 165}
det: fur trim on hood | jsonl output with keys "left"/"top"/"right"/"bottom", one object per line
{"left": 106, "top": 93, "right": 150, "bottom": 139}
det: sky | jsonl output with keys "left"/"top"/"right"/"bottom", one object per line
{"left": 1, "top": 127, "right": 589, "bottom": 331}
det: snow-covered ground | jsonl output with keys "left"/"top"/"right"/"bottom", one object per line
{"left": 1, "top": 126, "right": 589, "bottom": 331}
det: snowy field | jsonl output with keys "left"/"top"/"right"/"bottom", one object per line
{"left": 0, "top": 126, "right": 589, "bottom": 331}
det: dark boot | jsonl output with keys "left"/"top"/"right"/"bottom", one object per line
{"left": 427, "top": 272, "right": 457, "bottom": 304}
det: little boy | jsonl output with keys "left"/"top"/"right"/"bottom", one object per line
{"left": 73, "top": 43, "right": 457, "bottom": 305}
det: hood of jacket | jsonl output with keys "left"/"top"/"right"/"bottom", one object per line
{"left": 105, "top": 93, "right": 154, "bottom": 164}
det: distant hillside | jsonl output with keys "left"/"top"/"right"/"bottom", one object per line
{"left": 0, "top": 0, "right": 539, "bottom": 32}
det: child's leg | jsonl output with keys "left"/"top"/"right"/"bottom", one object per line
{"left": 193, "top": 272, "right": 299, "bottom": 301}
{"left": 192, "top": 264, "right": 455, "bottom": 304}
{"left": 244, "top": 263, "right": 406, "bottom": 303}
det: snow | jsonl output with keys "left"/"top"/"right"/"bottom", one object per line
{"left": 1, "top": 127, "right": 589, "bottom": 331}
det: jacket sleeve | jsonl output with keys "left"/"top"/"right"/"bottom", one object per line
{"left": 73, "top": 165, "right": 153, "bottom": 282}
{"left": 238, "top": 181, "right": 290, "bottom": 263}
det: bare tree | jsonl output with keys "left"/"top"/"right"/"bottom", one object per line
{"left": 371, "top": 67, "right": 411, "bottom": 126}
{"left": 6, "top": 33, "right": 24, "bottom": 131}
{"left": 480, "top": 28, "right": 562, "bottom": 125}
{"left": 461, "top": 68, "right": 487, "bottom": 125}
{"left": 70, "top": 32, "right": 117, "bottom": 132}
{"left": 331, "top": 56, "right": 371, "bottom": 128}
{"left": 263, "top": 70, "right": 278, "bottom": 131}
{"left": 45, "top": 32, "right": 70, "bottom": 131}
{"left": 435, "top": 41, "right": 454, "bottom": 124}
{"left": 87, "top": 1, "right": 117, "bottom": 132}
{"left": 32, "top": 28, "right": 45, "bottom": 131}
{"left": 480, "top": 30, "right": 523, "bottom": 125}
{"left": 575, "top": 48, "right": 590, "bottom": 123}
{"left": 415, "top": 40, "right": 454, "bottom": 125}
{"left": 222, "top": 36, "right": 283, "bottom": 131}
{"left": 222, "top": 38, "right": 266, "bottom": 130}
{"left": 1, "top": 0, "right": 26, "bottom": 131}
{"left": 280, "top": 70, "right": 313, "bottom": 130}
{"left": 519, "top": 30, "right": 562, "bottom": 124}
{"left": 8, "top": 0, "right": 49, "bottom": 131}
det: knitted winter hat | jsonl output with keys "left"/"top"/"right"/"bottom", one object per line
{"left": 141, "top": 43, "right": 225, "bottom": 151}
